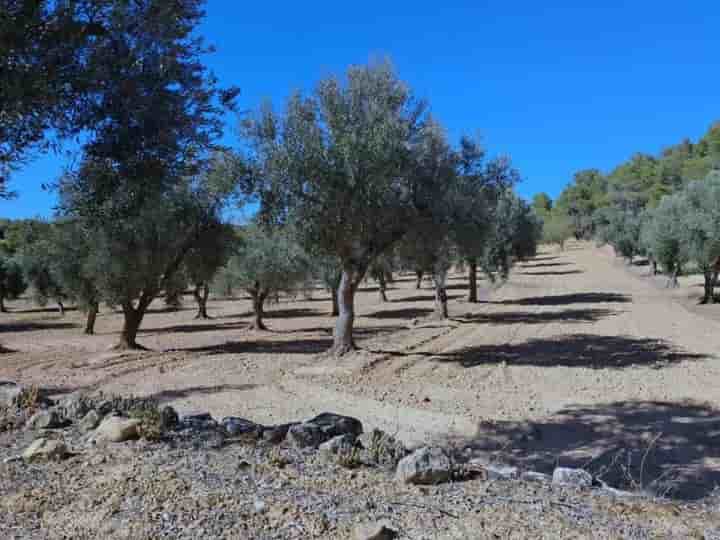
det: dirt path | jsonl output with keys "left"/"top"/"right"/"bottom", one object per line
{"left": 3, "top": 242, "right": 720, "bottom": 498}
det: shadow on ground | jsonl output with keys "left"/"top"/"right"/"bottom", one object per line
{"left": 432, "top": 334, "right": 706, "bottom": 369}
{"left": 519, "top": 270, "right": 584, "bottom": 276}
{"left": 1, "top": 321, "right": 79, "bottom": 333}
{"left": 496, "top": 292, "right": 631, "bottom": 306}
{"left": 364, "top": 308, "right": 434, "bottom": 320}
{"left": 520, "top": 262, "right": 570, "bottom": 269}
{"left": 455, "top": 308, "right": 618, "bottom": 326}
{"left": 148, "top": 384, "right": 258, "bottom": 403}
{"left": 446, "top": 400, "right": 720, "bottom": 500}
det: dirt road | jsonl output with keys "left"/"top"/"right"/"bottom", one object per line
{"left": 3, "top": 242, "right": 720, "bottom": 498}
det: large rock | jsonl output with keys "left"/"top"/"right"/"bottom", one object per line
{"left": 395, "top": 447, "right": 452, "bottom": 485}
{"left": 319, "top": 434, "right": 357, "bottom": 455}
{"left": 22, "top": 438, "right": 68, "bottom": 462}
{"left": 179, "top": 412, "right": 217, "bottom": 430}
{"left": 222, "top": 417, "right": 265, "bottom": 442}
{"left": 552, "top": 467, "right": 593, "bottom": 488}
{"left": 288, "top": 413, "right": 363, "bottom": 448}
{"left": 353, "top": 520, "right": 398, "bottom": 540}
{"left": 56, "top": 395, "right": 91, "bottom": 420}
{"left": 27, "top": 409, "right": 63, "bottom": 430}
{"left": 94, "top": 416, "right": 142, "bottom": 442}
{"left": 0, "top": 381, "right": 23, "bottom": 407}
{"left": 160, "top": 406, "right": 179, "bottom": 431}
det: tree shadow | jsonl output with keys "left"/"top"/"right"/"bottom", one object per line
{"left": 455, "top": 308, "right": 618, "bottom": 325}
{"left": 519, "top": 270, "right": 584, "bottom": 276}
{"left": 520, "top": 262, "right": 570, "bottom": 268}
{"left": 433, "top": 334, "right": 707, "bottom": 369}
{"left": 183, "top": 338, "right": 333, "bottom": 356}
{"left": 364, "top": 308, "right": 434, "bottom": 320}
{"left": 264, "top": 308, "right": 322, "bottom": 318}
{"left": 496, "top": 293, "right": 631, "bottom": 306}
{"left": 140, "top": 321, "right": 249, "bottom": 335}
{"left": 528, "top": 256, "right": 559, "bottom": 262}
{"left": 1, "top": 321, "right": 79, "bottom": 333}
{"left": 449, "top": 400, "right": 720, "bottom": 500}
{"left": 400, "top": 294, "right": 462, "bottom": 303}
{"left": 147, "top": 384, "right": 259, "bottom": 403}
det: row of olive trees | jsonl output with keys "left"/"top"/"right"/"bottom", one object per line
{"left": 595, "top": 171, "right": 720, "bottom": 303}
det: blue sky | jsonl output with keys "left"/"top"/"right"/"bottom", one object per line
{"left": 4, "top": 0, "right": 719, "bottom": 219}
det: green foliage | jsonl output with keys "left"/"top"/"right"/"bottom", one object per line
{"left": 594, "top": 206, "right": 643, "bottom": 261}
{"left": 542, "top": 213, "right": 574, "bottom": 250}
{"left": 0, "top": 254, "right": 26, "bottom": 308}
{"left": 640, "top": 196, "right": 689, "bottom": 277}
{"left": 531, "top": 192, "right": 553, "bottom": 219}
{"left": 680, "top": 173, "right": 720, "bottom": 275}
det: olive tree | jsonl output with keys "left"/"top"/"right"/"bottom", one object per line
{"left": 0, "top": 255, "right": 25, "bottom": 313}
{"left": 241, "top": 62, "right": 429, "bottom": 354}
{"left": 542, "top": 213, "right": 573, "bottom": 250}
{"left": 58, "top": 0, "right": 239, "bottom": 349}
{"left": 680, "top": 172, "right": 720, "bottom": 303}
{"left": 640, "top": 196, "right": 689, "bottom": 286}
{"left": 222, "top": 226, "right": 309, "bottom": 330}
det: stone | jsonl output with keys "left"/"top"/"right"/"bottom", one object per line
{"left": 395, "top": 446, "right": 452, "bottom": 485}
{"left": 704, "top": 528, "right": 720, "bottom": 540}
{"left": 27, "top": 409, "right": 63, "bottom": 430}
{"left": 180, "top": 412, "right": 217, "bottom": 430}
{"left": 521, "top": 471, "right": 551, "bottom": 483}
{"left": 353, "top": 521, "right": 399, "bottom": 540}
{"left": 0, "top": 381, "right": 23, "bottom": 407}
{"left": 253, "top": 499, "right": 267, "bottom": 514}
{"left": 222, "top": 417, "right": 265, "bottom": 442}
{"left": 552, "top": 467, "right": 593, "bottom": 488}
{"left": 160, "top": 406, "right": 179, "bottom": 431}
{"left": 319, "top": 434, "right": 356, "bottom": 455}
{"left": 262, "top": 423, "right": 297, "bottom": 444}
{"left": 288, "top": 413, "right": 363, "bottom": 448}
{"left": 483, "top": 464, "right": 519, "bottom": 480}
{"left": 287, "top": 422, "right": 325, "bottom": 448}
{"left": 22, "top": 438, "right": 68, "bottom": 462}
{"left": 80, "top": 410, "right": 102, "bottom": 432}
{"left": 94, "top": 416, "right": 142, "bottom": 442}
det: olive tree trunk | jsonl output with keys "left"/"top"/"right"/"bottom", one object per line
{"left": 432, "top": 283, "right": 449, "bottom": 319}
{"left": 84, "top": 302, "right": 99, "bottom": 335}
{"left": 330, "top": 286, "right": 339, "bottom": 316}
{"left": 467, "top": 259, "right": 478, "bottom": 303}
{"left": 415, "top": 270, "right": 423, "bottom": 289}
{"left": 249, "top": 284, "right": 268, "bottom": 330}
{"left": 193, "top": 283, "right": 210, "bottom": 319}
{"left": 116, "top": 300, "right": 150, "bottom": 350}
{"left": 378, "top": 272, "right": 388, "bottom": 303}
{"left": 0, "top": 294, "right": 5, "bottom": 313}
{"left": 58, "top": 301, "right": 65, "bottom": 316}
{"left": 331, "top": 266, "right": 365, "bottom": 355}
{"left": 701, "top": 270, "right": 717, "bottom": 304}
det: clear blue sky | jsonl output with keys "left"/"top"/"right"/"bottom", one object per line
{"left": 4, "top": 0, "right": 719, "bottom": 219}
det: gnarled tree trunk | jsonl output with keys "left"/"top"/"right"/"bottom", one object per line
{"left": 330, "top": 286, "right": 339, "bottom": 316}
{"left": 701, "top": 270, "right": 716, "bottom": 304}
{"left": 0, "top": 294, "right": 5, "bottom": 313}
{"left": 193, "top": 283, "right": 210, "bottom": 319}
{"left": 432, "top": 283, "right": 448, "bottom": 319}
{"left": 415, "top": 270, "right": 423, "bottom": 289}
{"left": 249, "top": 283, "right": 268, "bottom": 330}
{"left": 58, "top": 301, "right": 65, "bottom": 317}
{"left": 84, "top": 302, "right": 99, "bottom": 335}
{"left": 116, "top": 300, "right": 149, "bottom": 350}
{"left": 331, "top": 266, "right": 365, "bottom": 355}
{"left": 467, "top": 259, "right": 478, "bottom": 303}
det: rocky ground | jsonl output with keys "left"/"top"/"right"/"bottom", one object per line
{"left": 1, "top": 384, "right": 719, "bottom": 539}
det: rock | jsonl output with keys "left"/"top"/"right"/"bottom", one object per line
{"left": 704, "top": 528, "right": 720, "bottom": 540}
{"left": 395, "top": 446, "right": 452, "bottom": 485}
{"left": 483, "top": 464, "right": 519, "bottom": 480}
{"left": 358, "top": 428, "right": 408, "bottom": 466}
{"left": 222, "top": 417, "right": 265, "bottom": 442}
{"left": 287, "top": 422, "right": 325, "bottom": 448}
{"left": 180, "top": 412, "right": 217, "bottom": 430}
{"left": 521, "top": 471, "right": 551, "bottom": 483}
{"left": 262, "top": 423, "right": 297, "bottom": 444}
{"left": 0, "top": 381, "right": 23, "bottom": 407}
{"left": 253, "top": 499, "right": 267, "bottom": 514}
{"left": 27, "top": 409, "right": 64, "bottom": 430}
{"left": 319, "top": 434, "right": 356, "bottom": 455}
{"left": 288, "top": 413, "right": 363, "bottom": 448}
{"left": 160, "top": 406, "right": 179, "bottom": 431}
{"left": 79, "top": 410, "right": 102, "bottom": 432}
{"left": 552, "top": 467, "right": 593, "bottom": 488}
{"left": 353, "top": 520, "right": 399, "bottom": 540}
{"left": 94, "top": 416, "right": 142, "bottom": 442}
{"left": 22, "top": 438, "right": 68, "bottom": 462}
